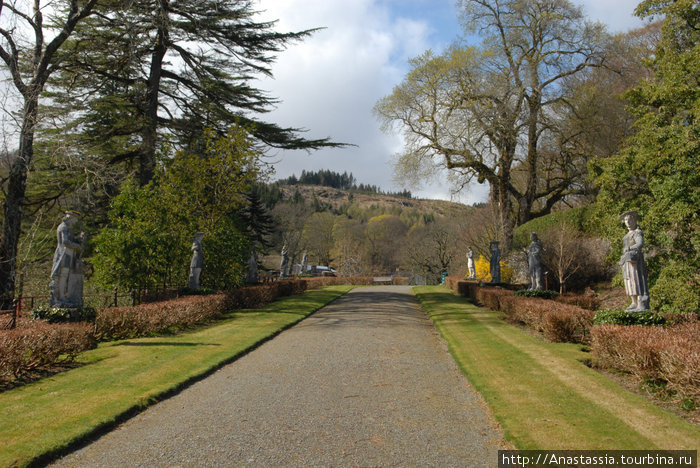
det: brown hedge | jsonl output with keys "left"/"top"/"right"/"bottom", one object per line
{"left": 591, "top": 323, "right": 700, "bottom": 401}
{"left": 0, "top": 322, "right": 96, "bottom": 381}
{"left": 96, "top": 280, "right": 309, "bottom": 340}
{"left": 555, "top": 292, "right": 601, "bottom": 311}
{"left": 499, "top": 296, "right": 594, "bottom": 343}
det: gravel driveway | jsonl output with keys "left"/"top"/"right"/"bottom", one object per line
{"left": 54, "top": 286, "right": 508, "bottom": 467}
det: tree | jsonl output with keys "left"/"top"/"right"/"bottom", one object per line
{"left": 591, "top": 0, "right": 699, "bottom": 314}
{"left": 331, "top": 216, "right": 365, "bottom": 276}
{"left": 0, "top": 0, "right": 100, "bottom": 305}
{"left": 91, "top": 126, "right": 261, "bottom": 291}
{"left": 375, "top": 0, "right": 607, "bottom": 251}
{"left": 301, "top": 211, "right": 336, "bottom": 266}
{"left": 46, "top": 0, "right": 344, "bottom": 186}
{"left": 365, "top": 215, "right": 407, "bottom": 274}
{"left": 403, "top": 220, "right": 459, "bottom": 284}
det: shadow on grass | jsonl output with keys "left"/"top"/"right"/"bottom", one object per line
{"left": 116, "top": 341, "right": 221, "bottom": 347}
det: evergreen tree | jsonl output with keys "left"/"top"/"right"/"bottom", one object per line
{"left": 240, "top": 189, "right": 274, "bottom": 254}
{"left": 46, "top": 0, "right": 344, "bottom": 186}
{"left": 592, "top": 0, "right": 699, "bottom": 314}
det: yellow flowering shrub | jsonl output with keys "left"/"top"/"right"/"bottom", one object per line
{"left": 473, "top": 254, "right": 514, "bottom": 283}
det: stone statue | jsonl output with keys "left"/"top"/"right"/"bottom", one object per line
{"left": 528, "top": 232, "right": 544, "bottom": 290}
{"left": 246, "top": 246, "right": 258, "bottom": 284}
{"left": 188, "top": 232, "right": 204, "bottom": 290}
{"left": 301, "top": 251, "right": 308, "bottom": 276}
{"left": 467, "top": 247, "right": 476, "bottom": 279}
{"left": 489, "top": 241, "right": 501, "bottom": 284}
{"left": 50, "top": 210, "right": 85, "bottom": 308}
{"left": 280, "top": 243, "right": 289, "bottom": 278}
{"left": 619, "top": 211, "right": 650, "bottom": 312}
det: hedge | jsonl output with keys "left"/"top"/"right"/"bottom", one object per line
{"left": 0, "top": 323, "right": 96, "bottom": 382}
{"left": 591, "top": 323, "right": 700, "bottom": 402}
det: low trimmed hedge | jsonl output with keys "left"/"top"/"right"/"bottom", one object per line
{"left": 0, "top": 323, "right": 96, "bottom": 381}
{"left": 591, "top": 323, "right": 700, "bottom": 403}
{"left": 445, "top": 276, "right": 595, "bottom": 344}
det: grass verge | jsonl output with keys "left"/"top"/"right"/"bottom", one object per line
{"left": 415, "top": 286, "right": 699, "bottom": 450}
{"left": 0, "top": 285, "right": 352, "bottom": 467}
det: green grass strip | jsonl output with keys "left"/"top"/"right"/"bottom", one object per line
{"left": 415, "top": 286, "right": 699, "bottom": 450}
{"left": 0, "top": 285, "right": 352, "bottom": 467}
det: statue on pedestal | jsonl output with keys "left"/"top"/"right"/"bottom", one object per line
{"left": 50, "top": 210, "right": 85, "bottom": 308}
{"left": 246, "top": 246, "right": 258, "bottom": 284}
{"left": 188, "top": 232, "right": 204, "bottom": 290}
{"left": 489, "top": 241, "right": 501, "bottom": 284}
{"left": 466, "top": 247, "right": 476, "bottom": 279}
{"left": 528, "top": 232, "right": 544, "bottom": 290}
{"left": 280, "top": 243, "right": 289, "bottom": 278}
{"left": 301, "top": 251, "right": 308, "bottom": 276}
{"left": 619, "top": 211, "right": 650, "bottom": 312}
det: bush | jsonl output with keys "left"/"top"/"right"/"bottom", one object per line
{"left": 591, "top": 323, "right": 700, "bottom": 402}
{"left": 30, "top": 306, "right": 97, "bottom": 323}
{"left": 593, "top": 309, "right": 666, "bottom": 326}
{"left": 500, "top": 296, "right": 594, "bottom": 343}
{"left": 0, "top": 322, "right": 96, "bottom": 381}
{"left": 95, "top": 294, "right": 230, "bottom": 340}
{"left": 555, "top": 291, "right": 601, "bottom": 311}
{"left": 474, "top": 287, "right": 514, "bottom": 310}
{"left": 650, "top": 262, "right": 700, "bottom": 316}
{"left": 514, "top": 289, "right": 559, "bottom": 299}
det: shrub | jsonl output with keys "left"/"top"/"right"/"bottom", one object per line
{"left": 555, "top": 291, "right": 601, "bottom": 311}
{"left": 591, "top": 323, "right": 700, "bottom": 402}
{"left": 650, "top": 262, "right": 700, "bottom": 316}
{"left": 95, "top": 294, "right": 230, "bottom": 340}
{"left": 593, "top": 309, "right": 666, "bottom": 326}
{"left": 473, "top": 255, "right": 515, "bottom": 283}
{"left": 0, "top": 322, "right": 96, "bottom": 381}
{"left": 30, "top": 306, "right": 97, "bottom": 323}
{"left": 500, "top": 295, "right": 594, "bottom": 343}
{"left": 474, "top": 287, "right": 513, "bottom": 311}
{"left": 514, "top": 289, "right": 560, "bottom": 299}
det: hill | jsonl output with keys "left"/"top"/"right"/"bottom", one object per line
{"left": 275, "top": 184, "right": 474, "bottom": 220}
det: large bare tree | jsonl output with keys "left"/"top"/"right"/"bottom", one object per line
{"left": 375, "top": 0, "right": 607, "bottom": 251}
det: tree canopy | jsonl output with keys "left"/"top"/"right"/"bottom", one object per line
{"left": 375, "top": 0, "right": 608, "bottom": 250}
{"left": 591, "top": 0, "right": 699, "bottom": 313}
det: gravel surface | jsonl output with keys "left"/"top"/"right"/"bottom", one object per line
{"left": 54, "top": 286, "right": 508, "bottom": 467}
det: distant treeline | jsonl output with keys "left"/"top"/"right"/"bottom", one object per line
{"left": 276, "top": 170, "right": 412, "bottom": 199}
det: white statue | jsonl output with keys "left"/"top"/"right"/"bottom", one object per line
{"left": 280, "top": 243, "right": 289, "bottom": 278}
{"left": 619, "top": 211, "right": 650, "bottom": 312}
{"left": 528, "top": 232, "right": 544, "bottom": 290}
{"left": 466, "top": 247, "right": 476, "bottom": 279}
{"left": 50, "top": 210, "right": 85, "bottom": 308}
{"left": 188, "top": 232, "right": 204, "bottom": 289}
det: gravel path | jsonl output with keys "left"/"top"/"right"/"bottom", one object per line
{"left": 54, "top": 286, "right": 508, "bottom": 467}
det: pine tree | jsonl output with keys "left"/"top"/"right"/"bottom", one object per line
{"left": 46, "top": 0, "right": 345, "bottom": 186}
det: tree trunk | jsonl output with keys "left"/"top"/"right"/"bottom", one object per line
{"left": 138, "top": 0, "right": 170, "bottom": 186}
{"left": 0, "top": 96, "right": 39, "bottom": 306}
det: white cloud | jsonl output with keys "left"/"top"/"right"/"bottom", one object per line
{"left": 255, "top": 0, "right": 650, "bottom": 205}
{"left": 256, "top": 0, "right": 449, "bottom": 199}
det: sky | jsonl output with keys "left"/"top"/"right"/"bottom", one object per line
{"left": 255, "top": 0, "right": 649, "bottom": 204}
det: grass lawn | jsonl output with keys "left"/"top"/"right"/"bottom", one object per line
{"left": 0, "top": 285, "right": 352, "bottom": 467}
{"left": 415, "top": 286, "right": 699, "bottom": 450}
